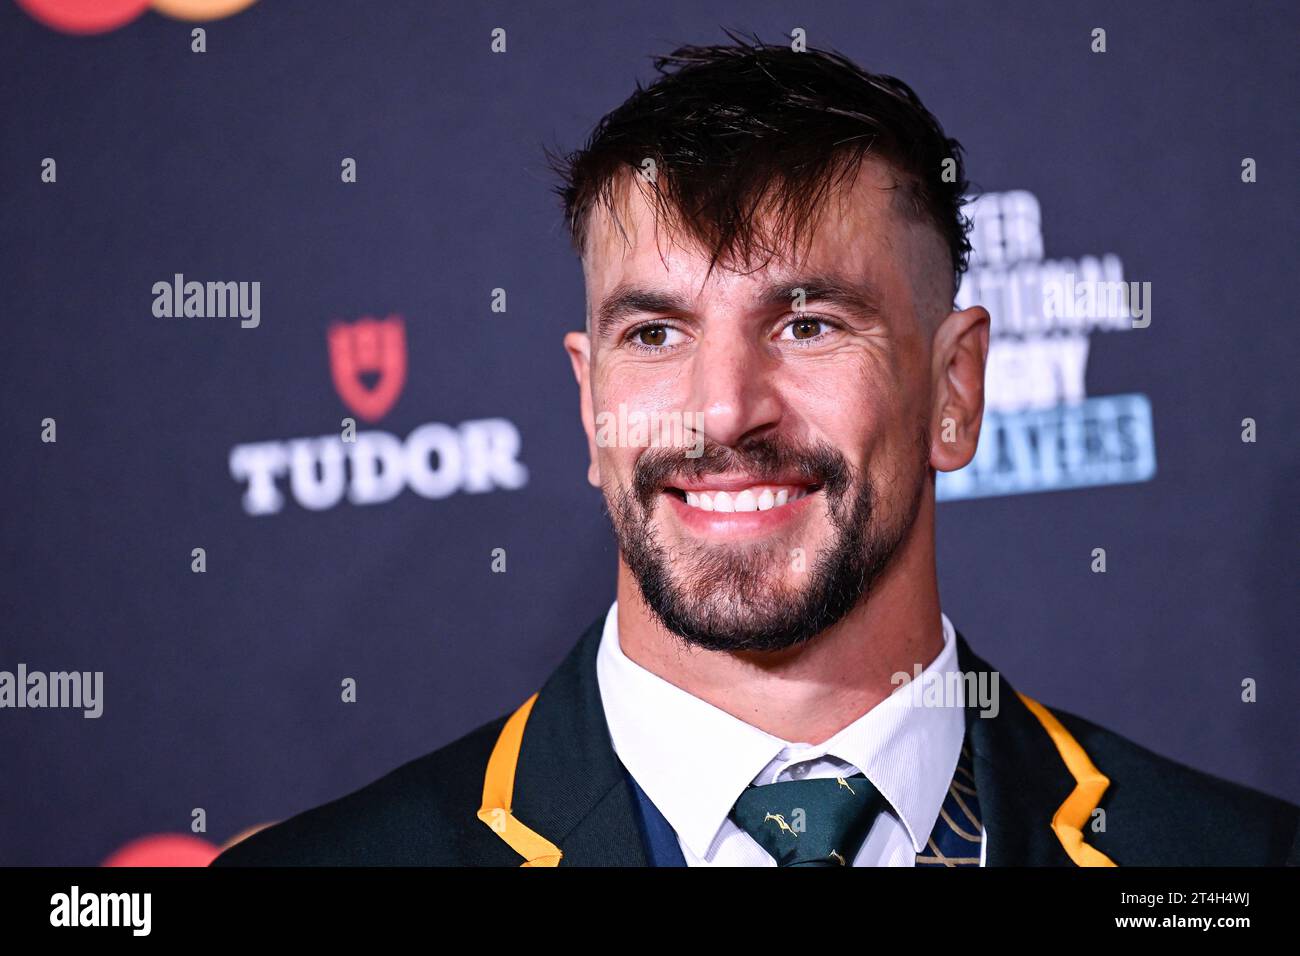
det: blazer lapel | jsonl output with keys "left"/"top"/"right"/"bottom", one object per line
{"left": 497, "top": 618, "right": 1079, "bottom": 867}
{"left": 507, "top": 617, "right": 649, "bottom": 866}
{"left": 955, "top": 631, "right": 1078, "bottom": 866}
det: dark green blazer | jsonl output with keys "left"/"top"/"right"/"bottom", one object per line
{"left": 211, "top": 617, "right": 1299, "bottom": 866}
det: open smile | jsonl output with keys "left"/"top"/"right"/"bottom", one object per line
{"left": 660, "top": 479, "right": 823, "bottom": 536}
{"left": 664, "top": 482, "right": 820, "bottom": 512}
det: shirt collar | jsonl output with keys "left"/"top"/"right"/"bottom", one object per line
{"left": 595, "top": 600, "right": 966, "bottom": 860}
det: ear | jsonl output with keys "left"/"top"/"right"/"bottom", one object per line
{"left": 929, "top": 305, "right": 990, "bottom": 472}
{"left": 564, "top": 330, "right": 602, "bottom": 487}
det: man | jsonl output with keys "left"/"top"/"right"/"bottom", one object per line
{"left": 212, "top": 38, "right": 1298, "bottom": 867}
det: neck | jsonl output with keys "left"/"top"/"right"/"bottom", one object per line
{"left": 614, "top": 498, "right": 944, "bottom": 745}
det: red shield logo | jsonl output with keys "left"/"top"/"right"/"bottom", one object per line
{"left": 328, "top": 315, "right": 407, "bottom": 423}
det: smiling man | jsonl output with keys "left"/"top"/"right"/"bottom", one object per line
{"left": 212, "top": 38, "right": 1298, "bottom": 868}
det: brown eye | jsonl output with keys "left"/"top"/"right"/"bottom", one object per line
{"left": 790, "top": 317, "right": 822, "bottom": 339}
{"left": 637, "top": 325, "right": 668, "bottom": 347}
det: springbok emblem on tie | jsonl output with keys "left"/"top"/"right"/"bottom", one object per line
{"left": 764, "top": 812, "right": 799, "bottom": 837}
{"left": 836, "top": 776, "right": 856, "bottom": 795}
{"left": 828, "top": 850, "right": 847, "bottom": 866}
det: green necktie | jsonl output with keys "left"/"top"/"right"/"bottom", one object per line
{"left": 730, "top": 772, "right": 886, "bottom": 867}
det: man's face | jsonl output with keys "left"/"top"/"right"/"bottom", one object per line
{"left": 567, "top": 159, "right": 957, "bottom": 653}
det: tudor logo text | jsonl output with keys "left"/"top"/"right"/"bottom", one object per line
{"left": 228, "top": 315, "right": 528, "bottom": 515}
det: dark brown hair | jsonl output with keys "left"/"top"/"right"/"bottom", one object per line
{"left": 548, "top": 30, "right": 973, "bottom": 296}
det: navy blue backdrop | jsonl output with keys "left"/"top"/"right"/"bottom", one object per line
{"left": 1, "top": 0, "right": 1296, "bottom": 865}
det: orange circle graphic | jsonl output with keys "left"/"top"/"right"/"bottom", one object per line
{"left": 149, "top": 0, "right": 258, "bottom": 21}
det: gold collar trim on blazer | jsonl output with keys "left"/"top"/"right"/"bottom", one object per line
{"left": 478, "top": 688, "right": 1118, "bottom": 868}
{"left": 1017, "top": 692, "right": 1117, "bottom": 867}
{"left": 477, "top": 693, "right": 563, "bottom": 867}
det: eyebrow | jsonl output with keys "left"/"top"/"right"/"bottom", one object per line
{"left": 755, "top": 275, "right": 883, "bottom": 320}
{"left": 593, "top": 274, "right": 883, "bottom": 342}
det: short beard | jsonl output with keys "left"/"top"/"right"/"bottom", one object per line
{"left": 606, "top": 430, "right": 929, "bottom": 653}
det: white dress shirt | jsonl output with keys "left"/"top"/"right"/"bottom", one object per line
{"left": 595, "top": 600, "right": 986, "bottom": 866}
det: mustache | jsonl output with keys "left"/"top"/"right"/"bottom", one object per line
{"left": 631, "top": 435, "right": 852, "bottom": 511}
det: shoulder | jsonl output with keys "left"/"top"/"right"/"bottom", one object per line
{"left": 210, "top": 712, "right": 521, "bottom": 866}
{"left": 1046, "top": 704, "right": 1300, "bottom": 866}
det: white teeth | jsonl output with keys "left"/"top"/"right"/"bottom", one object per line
{"left": 677, "top": 485, "right": 812, "bottom": 513}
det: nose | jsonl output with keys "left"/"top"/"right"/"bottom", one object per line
{"left": 686, "top": 331, "right": 784, "bottom": 448}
